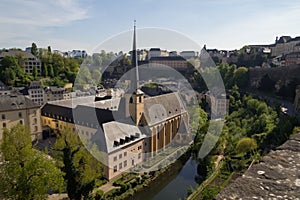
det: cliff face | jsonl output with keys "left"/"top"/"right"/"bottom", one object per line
{"left": 217, "top": 133, "right": 300, "bottom": 199}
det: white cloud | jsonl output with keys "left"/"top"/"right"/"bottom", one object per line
{"left": 0, "top": 0, "right": 89, "bottom": 26}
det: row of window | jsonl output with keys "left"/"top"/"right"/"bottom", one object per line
{"left": 2, "top": 122, "right": 38, "bottom": 131}
{"left": 2, "top": 112, "right": 23, "bottom": 120}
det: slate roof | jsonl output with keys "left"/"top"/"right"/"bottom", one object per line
{"left": 0, "top": 95, "right": 39, "bottom": 112}
{"left": 143, "top": 92, "right": 186, "bottom": 126}
{"left": 102, "top": 121, "right": 146, "bottom": 153}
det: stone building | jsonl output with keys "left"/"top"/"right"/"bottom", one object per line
{"left": 41, "top": 24, "right": 190, "bottom": 180}
{"left": 0, "top": 95, "right": 42, "bottom": 140}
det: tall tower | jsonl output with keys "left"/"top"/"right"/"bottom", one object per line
{"left": 129, "top": 21, "right": 144, "bottom": 125}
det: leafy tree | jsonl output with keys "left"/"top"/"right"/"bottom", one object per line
{"left": 31, "top": 42, "right": 38, "bottom": 57}
{"left": 42, "top": 63, "right": 48, "bottom": 77}
{"left": 48, "top": 64, "right": 54, "bottom": 78}
{"left": 47, "top": 46, "right": 52, "bottom": 54}
{"left": 0, "top": 125, "right": 64, "bottom": 200}
{"left": 236, "top": 137, "right": 257, "bottom": 154}
{"left": 233, "top": 67, "right": 248, "bottom": 89}
{"left": 33, "top": 65, "right": 38, "bottom": 80}
{"left": 2, "top": 68, "right": 16, "bottom": 86}
{"left": 92, "top": 69, "right": 102, "bottom": 85}
{"left": 54, "top": 128, "right": 103, "bottom": 200}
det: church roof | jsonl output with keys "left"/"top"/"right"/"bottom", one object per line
{"left": 143, "top": 92, "right": 186, "bottom": 126}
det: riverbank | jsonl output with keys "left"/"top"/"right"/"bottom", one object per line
{"left": 98, "top": 148, "right": 192, "bottom": 200}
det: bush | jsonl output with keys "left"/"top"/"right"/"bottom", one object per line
{"left": 95, "top": 190, "right": 104, "bottom": 200}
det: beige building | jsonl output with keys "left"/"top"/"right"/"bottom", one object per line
{"left": 149, "top": 56, "right": 188, "bottom": 71}
{"left": 205, "top": 89, "right": 229, "bottom": 118}
{"left": 44, "top": 86, "right": 71, "bottom": 102}
{"left": 0, "top": 95, "right": 42, "bottom": 140}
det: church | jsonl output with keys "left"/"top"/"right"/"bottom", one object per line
{"left": 41, "top": 23, "right": 190, "bottom": 180}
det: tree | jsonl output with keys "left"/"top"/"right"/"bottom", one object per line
{"left": 31, "top": 42, "right": 38, "bottom": 57}
{"left": 42, "top": 63, "right": 48, "bottom": 77}
{"left": 47, "top": 46, "right": 52, "bottom": 54}
{"left": 236, "top": 137, "right": 257, "bottom": 155}
{"left": 0, "top": 125, "right": 64, "bottom": 200}
{"left": 48, "top": 64, "right": 54, "bottom": 78}
{"left": 91, "top": 69, "right": 102, "bottom": 85}
{"left": 54, "top": 128, "right": 103, "bottom": 200}
{"left": 32, "top": 65, "right": 38, "bottom": 80}
{"left": 233, "top": 67, "right": 248, "bottom": 89}
{"left": 2, "top": 68, "right": 16, "bottom": 86}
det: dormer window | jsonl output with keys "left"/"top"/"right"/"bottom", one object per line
{"left": 114, "top": 141, "right": 119, "bottom": 147}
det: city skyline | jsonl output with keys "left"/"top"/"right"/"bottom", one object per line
{"left": 1, "top": 0, "right": 300, "bottom": 53}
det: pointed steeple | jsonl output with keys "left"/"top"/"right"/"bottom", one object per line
{"left": 132, "top": 20, "right": 139, "bottom": 91}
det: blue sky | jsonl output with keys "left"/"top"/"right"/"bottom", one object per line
{"left": 1, "top": 0, "right": 300, "bottom": 53}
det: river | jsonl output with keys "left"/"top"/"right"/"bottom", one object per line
{"left": 129, "top": 157, "right": 199, "bottom": 200}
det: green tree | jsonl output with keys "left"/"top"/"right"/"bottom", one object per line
{"left": 31, "top": 42, "right": 38, "bottom": 57}
{"left": 236, "top": 137, "right": 257, "bottom": 154}
{"left": 48, "top": 64, "right": 54, "bottom": 78}
{"left": 54, "top": 128, "right": 103, "bottom": 200}
{"left": 32, "top": 65, "right": 38, "bottom": 80}
{"left": 0, "top": 125, "right": 64, "bottom": 200}
{"left": 92, "top": 69, "right": 102, "bottom": 85}
{"left": 2, "top": 68, "right": 16, "bottom": 86}
{"left": 42, "top": 63, "right": 48, "bottom": 77}
{"left": 233, "top": 67, "right": 248, "bottom": 89}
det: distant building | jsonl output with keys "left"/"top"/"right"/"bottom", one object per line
{"left": 148, "top": 48, "right": 163, "bottom": 59}
{"left": 149, "top": 56, "right": 188, "bottom": 71}
{"left": 0, "top": 50, "right": 41, "bottom": 76}
{"left": 180, "top": 51, "right": 197, "bottom": 58}
{"left": 0, "top": 95, "right": 42, "bottom": 140}
{"left": 205, "top": 88, "right": 229, "bottom": 118}
{"left": 169, "top": 51, "right": 179, "bottom": 57}
{"left": 70, "top": 50, "right": 87, "bottom": 58}
{"left": 28, "top": 81, "right": 44, "bottom": 106}
{"left": 271, "top": 36, "right": 300, "bottom": 57}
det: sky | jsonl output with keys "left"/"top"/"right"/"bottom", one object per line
{"left": 1, "top": 0, "right": 300, "bottom": 53}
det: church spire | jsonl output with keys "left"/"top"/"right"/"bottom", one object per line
{"left": 132, "top": 20, "right": 139, "bottom": 90}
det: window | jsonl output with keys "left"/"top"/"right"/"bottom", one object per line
{"left": 34, "top": 126, "right": 38, "bottom": 132}
{"left": 19, "top": 120, "right": 23, "bottom": 125}
{"left": 113, "top": 165, "right": 117, "bottom": 173}
{"left": 119, "top": 154, "right": 122, "bottom": 159}
{"left": 18, "top": 112, "right": 22, "bottom": 118}
{"left": 124, "top": 152, "right": 127, "bottom": 157}
{"left": 124, "top": 160, "right": 127, "bottom": 167}
{"left": 34, "top": 118, "right": 37, "bottom": 124}
{"left": 138, "top": 153, "right": 141, "bottom": 159}
{"left": 138, "top": 146, "right": 142, "bottom": 150}
{"left": 3, "top": 122, "right": 6, "bottom": 128}
{"left": 132, "top": 159, "right": 135, "bottom": 166}
{"left": 114, "top": 156, "right": 117, "bottom": 162}
{"left": 119, "top": 163, "right": 122, "bottom": 169}
{"left": 1, "top": 114, "right": 5, "bottom": 120}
